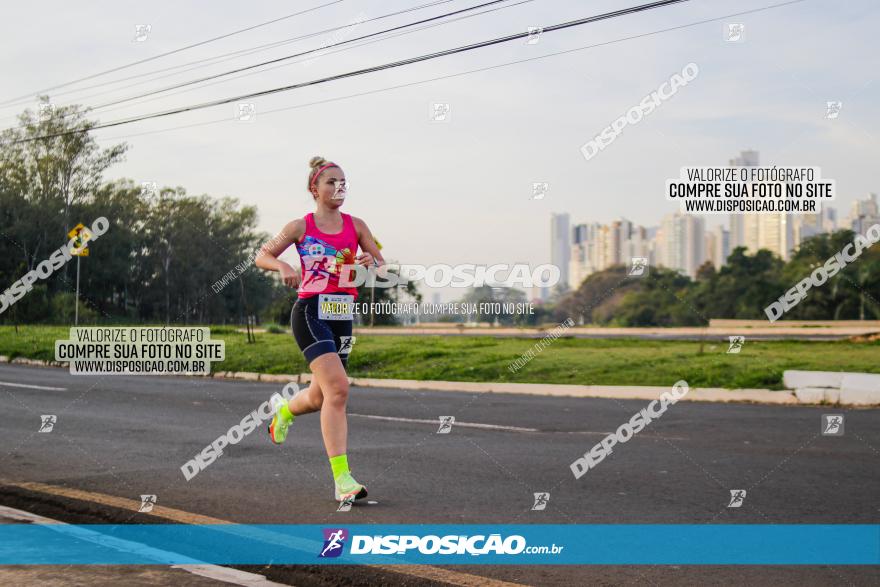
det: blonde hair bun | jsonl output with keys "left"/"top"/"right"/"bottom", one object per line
{"left": 309, "top": 156, "right": 328, "bottom": 169}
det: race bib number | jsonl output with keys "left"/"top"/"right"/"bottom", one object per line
{"left": 318, "top": 294, "right": 354, "bottom": 320}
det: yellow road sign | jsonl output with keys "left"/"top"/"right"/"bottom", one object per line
{"left": 68, "top": 223, "right": 92, "bottom": 256}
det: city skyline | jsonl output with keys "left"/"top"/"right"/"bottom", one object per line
{"left": 553, "top": 179, "right": 877, "bottom": 296}
{"left": 548, "top": 149, "right": 880, "bottom": 297}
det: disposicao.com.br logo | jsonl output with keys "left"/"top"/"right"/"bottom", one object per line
{"left": 318, "top": 528, "right": 563, "bottom": 557}
{"left": 319, "top": 528, "right": 348, "bottom": 558}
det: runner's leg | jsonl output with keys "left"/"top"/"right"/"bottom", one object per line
{"left": 287, "top": 297, "right": 328, "bottom": 417}
{"left": 309, "top": 352, "right": 349, "bottom": 457}
{"left": 287, "top": 295, "right": 365, "bottom": 499}
{"left": 287, "top": 378, "right": 324, "bottom": 416}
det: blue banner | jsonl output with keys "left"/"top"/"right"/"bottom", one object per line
{"left": 1, "top": 524, "right": 877, "bottom": 565}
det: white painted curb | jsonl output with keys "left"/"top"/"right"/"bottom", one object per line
{"left": 787, "top": 370, "right": 880, "bottom": 406}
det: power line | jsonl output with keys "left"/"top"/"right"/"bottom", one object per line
{"left": 0, "top": 0, "right": 458, "bottom": 114}
{"left": 45, "top": 0, "right": 516, "bottom": 122}
{"left": 10, "top": 0, "right": 695, "bottom": 143}
{"left": 68, "top": 0, "right": 537, "bottom": 122}
{"left": 0, "top": 0, "right": 348, "bottom": 106}
{"left": 90, "top": 0, "right": 808, "bottom": 145}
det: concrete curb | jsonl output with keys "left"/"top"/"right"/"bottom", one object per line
{"left": 222, "top": 372, "right": 796, "bottom": 404}
{"left": 2, "top": 355, "right": 876, "bottom": 406}
{"left": 785, "top": 370, "right": 880, "bottom": 406}
{"left": 350, "top": 378, "right": 801, "bottom": 405}
{"left": 354, "top": 325, "right": 880, "bottom": 338}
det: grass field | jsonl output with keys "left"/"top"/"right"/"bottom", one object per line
{"left": 2, "top": 325, "right": 879, "bottom": 390}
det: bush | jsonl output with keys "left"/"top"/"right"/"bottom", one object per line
{"left": 4, "top": 284, "right": 50, "bottom": 323}
{"left": 50, "top": 292, "right": 99, "bottom": 323}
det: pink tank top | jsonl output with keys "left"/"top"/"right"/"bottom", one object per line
{"left": 295, "top": 212, "right": 360, "bottom": 299}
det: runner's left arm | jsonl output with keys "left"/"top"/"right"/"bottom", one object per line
{"left": 352, "top": 216, "right": 385, "bottom": 268}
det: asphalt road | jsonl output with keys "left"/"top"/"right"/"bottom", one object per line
{"left": 1, "top": 363, "right": 878, "bottom": 586}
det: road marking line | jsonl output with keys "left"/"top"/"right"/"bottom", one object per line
{"left": 0, "top": 479, "right": 528, "bottom": 587}
{"left": 0, "top": 380, "right": 67, "bottom": 391}
{"left": 349, "top": 414, "right": 688, "bottom": 439}
{"left": 349, "top": 413, "right": 539, "bottom": 432}
{"left": 172, "top": 564, "right": 291, "bottom": 586}
{"left": 560, "top": 430, "right": 689, "bottom": 441}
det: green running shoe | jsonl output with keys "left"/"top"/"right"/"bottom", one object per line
{"left": 334, "top": 471, "right": 368, "bottom": 501}
{"left": 267, "top": 393, "right": 292, "bottom": 444}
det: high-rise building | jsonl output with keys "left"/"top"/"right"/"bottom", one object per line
{"left": 539, "top": 285, "right": 550, "bottom": 301}
{"left": 550, "top": 213, "right": 571, "bottom": 295}
{"left": 570, "top": 222, "right": 606, "bottom": 287}
{"left": 705, "top": 224, "right": 729, "bottom": 270}
{"left": 573, "top": 223, "right": 589, "bottom": 245}
{"left": 687, "top": 216, "right": 707, "bottom": 276}
{"left": 728, "top": 149, "right": 759, "bottom": 253}
{"left": 705, "top": 231, "right": 717, "bottom": 269}
{"left": 595, "top": 224, "right": 611, "bottom": 270}
{"left": 568, "top": 219, "right": 650, "bottom": 285}
{"left": 847, "top": 193, "right": 880, "bottom": 234}
{"left": 758, "top": 212, "right": 795, "bottom": 260}
{"left": 569, "top": 243, "right": 587, "bottom": 290}
{"left": 729, "top": 214, "right": 743, "bottom": 253}
{"left": 726, "top": 149, "right": 796, "bottom": 260}
{"left": 659, "top": 212, "right": 705, "bottom": 277}
{"left": 794, "top": 206, "right": 838, "bottom": 246}
{"left": 608, "top": 220, "right": 624, "bottom": 267}
{"left": 731, "top": 149, "right": 760, "bottom": 167}
{"left": 570, "top": 222, "right": 599, "bottom": 289}
{"left": 622, "top": 225, "right": 650, "bottom": 265}
{"left": 718, "top": 224, "right": 730, "bottom": 267}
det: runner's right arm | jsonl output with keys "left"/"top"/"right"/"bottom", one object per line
{"left": 255, "top": 219, "right": 305, "bottom": 288}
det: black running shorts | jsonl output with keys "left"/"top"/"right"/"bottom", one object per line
{"left": 290, "top": 295, "right": 354, "bottom": 367}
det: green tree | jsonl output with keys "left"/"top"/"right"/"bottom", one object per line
{"left": 553, "top": 265, "right": 638, "bottom": 325}
{"left": 0, "top": 99, "right": 127, "bottom": 279}
{"left": 615, "top": 267, "right": 702, "bottom": 326}
{"left": 691, "top": 247, "right": 785, "bottom": 319}
{"left": 781, "top": 230, "right": 880, "bottom": 320}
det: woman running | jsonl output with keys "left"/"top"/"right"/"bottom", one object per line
{"left": 255, "top": 155, "right": 384, "bottom": 502}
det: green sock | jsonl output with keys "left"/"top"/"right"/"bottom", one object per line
{"left": 278, "top": 400, "right": 294, "bottom": 422}
{"left": 329, "top": 454, "right": 349, "bottom": 480}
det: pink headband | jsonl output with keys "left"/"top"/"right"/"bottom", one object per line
{"left": 310, "top": 163, "right": 340, "bottom": 190}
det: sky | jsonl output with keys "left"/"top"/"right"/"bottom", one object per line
{"left": 2, "top": 0, "right": 877, "bottom": 302}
